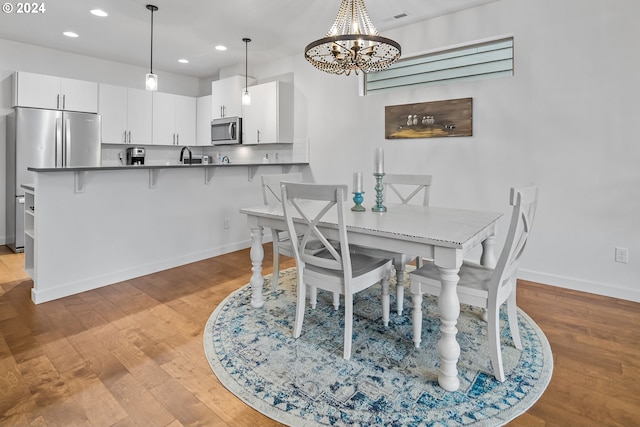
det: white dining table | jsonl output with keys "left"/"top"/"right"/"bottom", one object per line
{"left": 240, "top": 201, "right": 503, "bottom": 391}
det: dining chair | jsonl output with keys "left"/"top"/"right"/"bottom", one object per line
{"left": 353, "top": 174, "right": 433, "bottom": 316}
{"left": 409, "top": 185, "right": 538, "bottom": 382}
{"left": 261, "top": 173, "right": 312, "bottom": 291}
{"left": 281, "top": 182, "right": 393, "bottom": 360}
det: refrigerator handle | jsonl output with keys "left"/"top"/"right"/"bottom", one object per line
{"left": 55, "top": 117, "right": 63, "bottom": 167}
{"left": 65, "top": 118, "right": 71, "bottom": 167}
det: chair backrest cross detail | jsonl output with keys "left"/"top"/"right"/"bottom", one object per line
{"left": 384, "top": 174, "right": 433, "bottom": 206}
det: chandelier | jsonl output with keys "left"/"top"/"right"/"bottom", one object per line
{"left": 304, "top": 0, "right": 401, "bottom": 76}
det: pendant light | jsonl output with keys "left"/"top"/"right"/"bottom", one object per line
{"left": 304, "top": 0, "right": 401, "bottom": 76}
{"left": 145, "top": 4, "right": 158, "bottom": 91}
{"left": 242, "top": 37, "right": 251, "bottom": 105}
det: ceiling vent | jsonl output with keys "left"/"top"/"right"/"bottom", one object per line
{"left": 382, "top": 12, "right": 408, "bottom": 22}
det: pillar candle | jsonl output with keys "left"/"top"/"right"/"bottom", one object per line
{"left": 374, "top": 147, "right": 384, "bottom": 174}
{"left": 353, "top": 172, "right": 363, "bottom": 193}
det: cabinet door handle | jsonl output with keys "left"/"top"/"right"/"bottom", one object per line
{"left": 257, "top": 129, "right": 260, "bottom": 143}
{"left": 62, "top": 94, "right": 66, "bottom": 110}
{"left": 176, "top": 134, "right": 179, "bottom": 145}
{"left": 56, "top": 94, "right": 60, "bottom": 109}
{"left": 128, "top": 131, "right": 132, "bottom": 144}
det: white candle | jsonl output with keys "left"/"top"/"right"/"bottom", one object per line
{"left": 353, "top": 172, "right": 363, "bottom": 193}
{"left": 374, "top": 147, "right": 384, "bottom": 174}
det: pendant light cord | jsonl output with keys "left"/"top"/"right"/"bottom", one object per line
{"left": 150, "top": 7, "right": 154, "bottom": 73}
{"left": 146, "top": 5, "right": 158, "bottom": 74}
{"left": 243, "top": 37, "right": 251, "bottom": 92}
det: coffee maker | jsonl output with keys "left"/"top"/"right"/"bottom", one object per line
{"left": 126, "top": 147, "right": 145, "bottom": 165}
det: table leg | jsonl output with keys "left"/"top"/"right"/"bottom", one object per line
{"left": 436, "top": 266, "right": 461, "bottom": 392}
{"left": 480, "top": 235, "right": 497, "bottom": 268}
{"left": 249, "top": 226, "right": 265, "bottom": 308}
{"left": 479, "top": 234, "right": 497, "bottom": 322}
{"left": 394, "top": 258, "right": 405, "bottom": 315}
{"left": 411, "top": 290, "right": 423, "bottom": 348}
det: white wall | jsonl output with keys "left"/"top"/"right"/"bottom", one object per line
{"left": 279, "top": 0, "right": 639, "bottom": 301}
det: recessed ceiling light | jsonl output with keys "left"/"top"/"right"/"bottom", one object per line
{"left": 215, "top": 45, "right": 227, "bottom": 51}
{"left": 63, "top": 32, "right": 79, "bottom": 38}
{"left": 178, "top": 59, "right": 189, "bottom": 64}
{"left": 90, "top": 9, "right": 108, "bottom": 17}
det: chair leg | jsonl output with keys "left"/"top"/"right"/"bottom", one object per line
{"left": 394, "top": 258, "right": 405, "bottom": 315}
{"left": 411, "top": 288, "right": 423, "bottom": 349}
{"left": 293, "top": 277, "right": 306, "bottom": 339}
{"left": 343, "top": 292, "right": 353, "bottom": 359}
{"left": 381, "top": 275, "right": 390, "bottom": 327}
{"left": 310, "top": 285, "right": 317, "bottom": 309}
{"left": 487, "top": 300, "right": 505, "bottom": 382}
{"left": 507, "top": 287, "right": 522, "bottom": 349}
{"left": 272, "top": 247, "right": 281, "bottom": 292}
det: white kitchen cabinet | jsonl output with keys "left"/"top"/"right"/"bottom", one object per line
{"left": 243, "top": 81, "right": 293, "bottom": 145}
{"left": 99, "top": 84, "right": 153, "bottom": 145}
{"left": 13, "top": 71, "right": 98, "bottom": 113}
{"left": 196, "top": 95, "right": 212, "bottom": 146}
{"left": 152, "top": 93, "right": 196, "bottom": 146}
{"left": 175, "top": 95, "right": 196, "bottom": 146}
{"left": 211, "top": 75, "right": 256, "bottom": 119}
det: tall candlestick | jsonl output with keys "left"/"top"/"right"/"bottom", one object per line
{"left": 374, "top": 147, "right": 384, "bottom": 174}
{"left": 353, "top": 172, "right": 363, "bottom": 193}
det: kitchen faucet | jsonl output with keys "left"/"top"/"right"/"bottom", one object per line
{"left": 179, "top": 146, "right": 192, "bottom": 164}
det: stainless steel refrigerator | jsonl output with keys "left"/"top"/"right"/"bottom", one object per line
{"left": 5, "top": 107, "right": 101, "bottom": 253}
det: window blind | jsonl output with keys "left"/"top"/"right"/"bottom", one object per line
{"left": 365, "top": 38, "right": 513, "bottom": 95}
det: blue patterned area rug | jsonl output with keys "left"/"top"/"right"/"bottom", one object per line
{"left": 203, "top": 268, "right": 552, "bottom": 426}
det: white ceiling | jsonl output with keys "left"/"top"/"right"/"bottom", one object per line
{"left": 0, "top": 0, "right": 498, "bottom": 79}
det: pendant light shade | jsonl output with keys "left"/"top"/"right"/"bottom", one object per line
{"left": 145, "top": 4, "right": 158, "bottom": 91}
{"left": 242, "top": 37, "right": 251, "bottom": 106}
{"left": 304, "top": 0, "right": 401, "bottom": 76}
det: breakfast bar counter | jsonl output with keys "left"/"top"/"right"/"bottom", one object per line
{"left": 24, "top": 162, "right": 308, "bottom": 304}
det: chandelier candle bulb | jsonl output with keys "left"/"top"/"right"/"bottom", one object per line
{"left": 374, "top": 147, "right": 384, "bottom": 174}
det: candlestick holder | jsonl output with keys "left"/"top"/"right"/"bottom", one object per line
{"left": 372, "top": 173, "right": 387, "bottom": 212}
{"left": 351, "top": 192, "right": 365, "bottom": 211}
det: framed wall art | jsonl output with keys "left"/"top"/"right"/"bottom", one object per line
{"left": 385, "top": 97, "right": 472, "bottom": 139}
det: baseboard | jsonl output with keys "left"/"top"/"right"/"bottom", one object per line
{"left": 31, "top": 240, "right": 252, "bottom": 304}
{"left": 519, "top": 268, "right": 640, "bottom": 303}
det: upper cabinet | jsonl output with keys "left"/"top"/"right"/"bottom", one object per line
{"left": 152, "top": 93, "right": 196, "bottom": 146}
{"left": 211, "top": 75, "right": 256, "bottom": 119}
{"left": 196, "top": 95, "right": 212, "bottom": 146}
{"left": 99, "top": 84, "right": 153, "bottom": 145}
{"left": 13, "top": 71, "right": 98, "bottom": 113}
{"left": 243, "top": 81, "right": 293, "bottom": 145}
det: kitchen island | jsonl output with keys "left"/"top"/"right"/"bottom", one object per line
{"left": 24, "top": 162, "right": 308, "bottom": 303}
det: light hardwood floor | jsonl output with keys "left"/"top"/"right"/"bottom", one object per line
{"left": 1, "top": 245, "right": 639, "bottom": 426}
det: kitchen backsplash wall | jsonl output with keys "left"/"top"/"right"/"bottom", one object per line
{"left": 100, "top": 139, "right": 309, "bottom": 166}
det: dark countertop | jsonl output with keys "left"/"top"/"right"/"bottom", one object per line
{"left": 28, "top": 162, "right": 309, "bottom": 172}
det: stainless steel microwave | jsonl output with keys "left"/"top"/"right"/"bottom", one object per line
{"left": 211, "top": 116, "right": 241, "bottom": 145}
